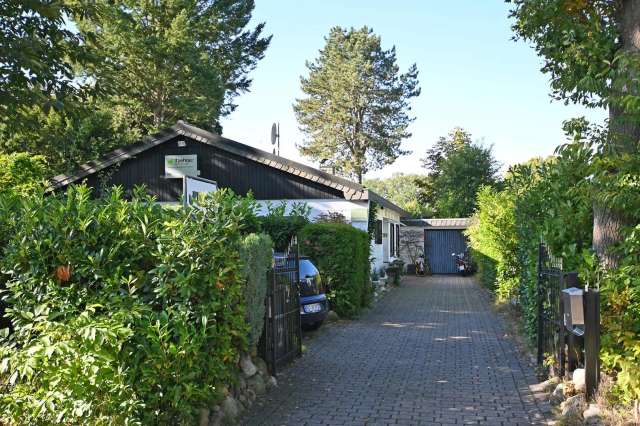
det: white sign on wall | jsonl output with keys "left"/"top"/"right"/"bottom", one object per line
{"left": 165, "top": 155, "right": 198, "bottom": 178}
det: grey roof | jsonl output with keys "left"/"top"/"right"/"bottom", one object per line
{"left": 401, "top": 218, "right": 473, "bottom": 229}
{"left": 49, "top": 121, "right": 410, "bottom": 217}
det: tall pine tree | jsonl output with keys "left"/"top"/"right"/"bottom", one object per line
{"left": 294, "top": 26, "right": 420, "bottom": 183}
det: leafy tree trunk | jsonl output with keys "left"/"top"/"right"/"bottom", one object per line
{"left": 594, "top": 0, "right": 640, "bottom": 269}
{"left": 593, "top": 204, "right": 630, "bottom": 269}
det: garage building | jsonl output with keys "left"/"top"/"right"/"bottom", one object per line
{"left": 399, "top": 218, "right": 472, "bottom": 274}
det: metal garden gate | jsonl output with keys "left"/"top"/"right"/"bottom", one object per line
{"left": 424, "top": 229, "right": 467, "bottom": 274}
{"left": 536, "top": 242, "right": 601, "bottom": 398}
{"left": 260, "top": 236, "right": 302, "bottom": 375}
{"left": 536, "top": 242, "right": 565, "bottom": 375}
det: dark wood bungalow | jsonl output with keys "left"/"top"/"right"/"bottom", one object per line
{"left": 50, "top": 121, "right": 409, "bottom": 270}
{"left": 50, "top": 121, "right": 403, "bottom": 209}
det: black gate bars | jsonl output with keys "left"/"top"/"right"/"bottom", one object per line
{"left": 536, "top": 242, "right": 601, "bottom": 399}
{"left": 259, "top": 236, "right": 302, "bottom": 375}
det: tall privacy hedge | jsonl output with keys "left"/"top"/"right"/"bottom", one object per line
{"left": 239, "top": 233, "right": 273, "bottom": 347}
{"left": 0, "top": 185, "right": 266, "bottom": 425}
{"left": 300, "top": 223, "right": 371, "bottom": 318}
{"left": 466, "top": 140, "right": 640, "bottom": 402}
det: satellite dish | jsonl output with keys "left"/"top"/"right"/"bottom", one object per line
{"left": 270, "top": 122, "right": 280, "bottom": 155}
{"left": 270, "top": 123, "right": 278, "bottom": 145}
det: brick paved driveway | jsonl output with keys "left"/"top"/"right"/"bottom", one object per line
{"left": 241, "top": 275, "right": 550, "bottom": 425}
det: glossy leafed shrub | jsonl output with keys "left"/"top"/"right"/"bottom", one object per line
{"left": 0, "top": 186, "right": 258, "bottom": 425}
{"left": 300, "top": 223, "right": 371, "bottom": 318}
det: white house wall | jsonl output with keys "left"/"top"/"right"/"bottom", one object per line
{"left": 255, "top": 199, "right": 369, "bottom": 222}
{"left": 256, "top": 199, "right": 405, "bottom": 276}
{"left": 371, "top": 207, "right": 403, "bottom": 273}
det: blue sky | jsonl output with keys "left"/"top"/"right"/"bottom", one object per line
{"left": 221, "top": 0, "right": 606, "bottom": 179}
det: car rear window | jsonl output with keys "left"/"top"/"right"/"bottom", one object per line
{"left": 299, "top": 259, "right": 318, "bottom": 278}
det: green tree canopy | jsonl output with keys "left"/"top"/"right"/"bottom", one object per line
{"left": 0, "top": 1, "right": 98, "bottom": 128}
{"left": 0, "top": 0, "right": 270, "bottom": 175}
{"left": 0, "top": 152, "right": 49, "bottom": 195}
{"left": 509, "top": 0, "right": 640, "bottom": 268}
{"left": 77, "top": 0, "right": 271, "bottom": 134}
{"left": 364, "top": 173, "right": 434, "bottom": 218}
{"left": 421, "top": 128, "right": 500, "bottom": 218}
{"left": 294, "top": 26, "right": 420, "bottom": 183}
{"left": 0, "top": 103, "right": 137, "bottom": 174}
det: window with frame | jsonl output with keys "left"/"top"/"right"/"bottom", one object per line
{"left": 395, "top": 224, "right": 400, "bottom": 257}
{"left": 390, "top": 222, "right": 395, "bottom": 256}
{"left": 375, "top": 220, "right": 382, "bottom": 244}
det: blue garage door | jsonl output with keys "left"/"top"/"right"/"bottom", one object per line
{"left": 424, "top": 229, "right": 467, "bottom": 274}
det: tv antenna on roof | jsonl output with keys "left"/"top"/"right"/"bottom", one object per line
{"left": 270, "top": 122, "right": 280, "bottom": 156}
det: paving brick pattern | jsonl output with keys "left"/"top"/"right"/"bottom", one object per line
{"left": 241, "top": 275, "right": 550, "bottom": 425}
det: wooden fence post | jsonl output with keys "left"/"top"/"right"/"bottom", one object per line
{"left": 584, "top": 288, "right": 600, "bottom": 400}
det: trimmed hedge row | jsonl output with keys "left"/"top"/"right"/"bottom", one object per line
{"left": 239, "top": 233, "right": 273, "bottom": 347}
{"left": 467, "top": 144, "right": 640, "bottom": 402}
{"left": 0, "top": 186, "right": 268, "bottom": 425}
{"left": 300, "top": 223, "right": 371, "bottom": 318}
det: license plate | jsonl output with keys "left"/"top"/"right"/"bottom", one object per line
{"left": 303, "top": 303, "right": 322, "bottom": 313}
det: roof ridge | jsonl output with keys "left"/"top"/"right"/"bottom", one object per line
{"left": 48, "top": 121, "right": 410, "bottom": 217}
{"left": 175, "top": 120, "right": 368, "bottom": 195}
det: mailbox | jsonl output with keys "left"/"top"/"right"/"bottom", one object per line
{"left": 562, "top": 287, "right": 584, "bottom": 335}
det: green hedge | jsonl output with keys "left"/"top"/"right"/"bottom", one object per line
{"left": 467, "top": 141, "right": 640, "bottom": 402}
{"left": 299, "top": 223, "right": 371, "bottom": 318}
{"left": 239, "top": 233, "right": 273, "bottom": 347}
{"left": 0, "top": 185, "right": 259, "bottom": 424}
{"left": 466, "top": 186, "right": 518, "bottom": 300}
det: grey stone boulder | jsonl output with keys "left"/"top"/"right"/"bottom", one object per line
{"left": 534, "top": 377, "right": 560, "bottom": 393}
{"left": 254, "top": 356, "right": 269, "bottom": 377}
{"left": 245, "top": 388, "right": 256, "bottom": 403}
{"left": 237, "top": 375, "right": 247, "bottom": 391}
{"left": 561, "top": 394, "right": 586, "bottom": 418}
{"left": 583, "top": 403, "right": 604, "bottom": 426}
{"left": 550, "top": 383, "right": 565, "bottom": 406}
{"left": 266, "top": 375, "right": 278, "bottom": 389}
{"left": 327, "top": 310, "right": 339, "bottom": 322}
{"left": 240, "top": 353, "right": 257, "bottom": 378}
{"left": 247, "top": 373, "right": 266, "bottom": 395}
{"left": 572, "top": 368, "right": 586, "bottom": 392}
{"left": 221, "top": 395, "right": 241, "bottom": 421}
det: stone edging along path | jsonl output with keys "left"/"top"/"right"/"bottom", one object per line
{"left": 241, "top": 275, "right": 552, "bottom": 426}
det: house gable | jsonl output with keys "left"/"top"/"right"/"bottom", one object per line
{"left": 50, "top": 121, "right": 410, "bottom": 216}
{"left": 75, "top": 134, "right": 345, "bottom": 202}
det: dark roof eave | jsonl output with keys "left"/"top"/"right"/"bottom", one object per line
{"left": 366, "top": 190, "right": 411, "bottom": 218}
{"left": 49, "top": 126, "right": 181, "bottom": 190}
{"left": 48, "top": 121, "right": 405, "bottom": 218}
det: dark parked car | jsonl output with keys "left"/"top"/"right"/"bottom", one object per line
{"left": 275, "top": 254, "right": 328, "bottom": 329}
{"left": 297, "top": 256, "right": 328, "bottom": 329}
